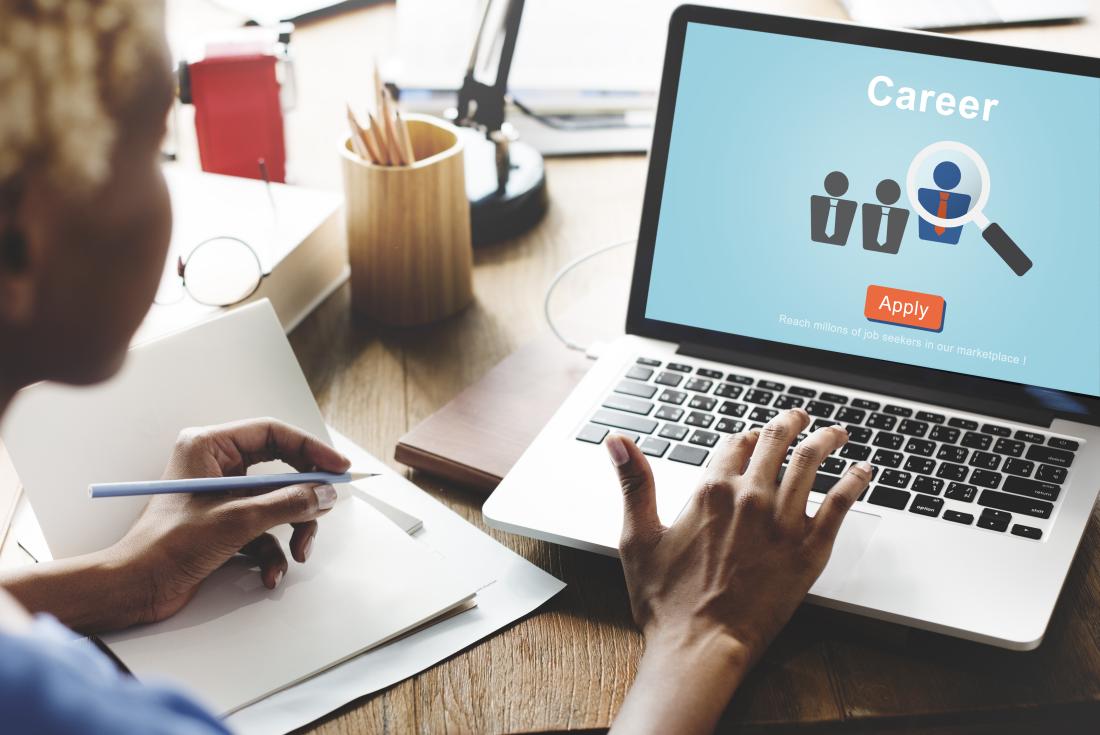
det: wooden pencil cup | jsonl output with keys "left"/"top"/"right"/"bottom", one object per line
{"left": 340, "top": 114, "right": 474, "bottom": 326}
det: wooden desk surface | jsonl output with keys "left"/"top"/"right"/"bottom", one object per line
{"left": 7, "top": 1, "right": 1100, "bottom": 732}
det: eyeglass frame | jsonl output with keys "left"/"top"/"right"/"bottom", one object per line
{"left": 173, "top": 235, "right": 270, "bottom": 307}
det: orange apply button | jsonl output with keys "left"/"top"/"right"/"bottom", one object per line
{"left": 864, "top": 285, "right": 946, "bottom": 332}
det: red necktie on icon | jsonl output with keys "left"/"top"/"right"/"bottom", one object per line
{"left": 934, "top": 191, "right": 950, "bottom": 236}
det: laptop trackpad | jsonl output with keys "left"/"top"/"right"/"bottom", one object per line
{"left": 806, "top": 503, "right": 882, "bottom": 597}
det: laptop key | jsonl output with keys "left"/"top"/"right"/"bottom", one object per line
{"left": 718, "top": 401, "right": 748, "bottom": 417}
{"left": 904, "top": 438, "right": 935, "bottom": 457}
{"left": 590, "top": 409, "right": 658, "bottom": 435}
{"left": 910, "top": 494, "right": 943, "bottom": 517}
{"left": 929, "top": 425, "right": 960, "bottom": 443}
{"left": 744, "top": 389, "right": 774, "bottom": 405}
{"left": 749, "top": 407, "right": 778, "bottom": 423}
{"left": 725, "top": 373, "right": 753, "bottom": 385}
{"left": 805, "top": 401, "right": 835, "bottom": 418}
{"left": 868, "top": 486, "right": 910, "bottom": 510}
{"left": 970, "top": 469, "right": 1002, "bottom": 489}
{"left": 1035, "top": 464, "right": 1067, "bottom": 484}
{"left": 871, "top": 449, "right": 903, "bottom": 468}
{"left": 915, "top": 410, "right": 945, "bottom": 424}
{"left": 689, "top": 430, "right": 720, "bottom": 448}
{"left": 820, "top": 457, "right": 846, "bottom": 475}
{"left": 1025, "top": 445, "right": 1075, "bottom": 468}
{"left": 897, "top": 419, "right": 929, "bottom": 437}
{"left": 758, "top": 380, "right": 785, "bottom": 391}
{"left": 668, "top": 444, "right": 708, "bottom": 466}
{"left": 993, "top": 438, "right": 1024, "bottom": 457}
{"left": 913, "top": 475, "right": 944, "bottom": 495}
{"left": 835, "top": 407, "right": 866, "bottom": 424}
{"left": 811, "top": 419, "right": 839, "bottom": 431}
{"left": 977, "top": 513, "right": 1010, "bottom": 533}
{"left": 659, "top": 424, "right": 690, "bottom": 441}
{"left": 936, "top": 462, "right": 968, "bottom": 481}
{"left": 688, "top": 395, "right": 717, "bottom": 411}
{"left": 667, "top": 362, "right": 693, "bottom": 373}
{"left": 883, "top": 404, "right": 913, "bottom": 417}
{"left": 904, "top": 456, "right": 935, "bottom": 475}
{"left": 788, "top": 386, "right": 816, "bottom": 398}
{"left": 625, "top": 365, "right": 654, "bottom": 382}
{"left": 685, "top": 411, "right": 714, "bottom": 428}
{"left": 773, "top": 395, "right": 805, "bottom": 410}
{"left": 968, "top": 451, "right": 1000, "bottom": 470}
{"left": 655, "top": 372, "right": 683, "bottom": 387}
{"left": 1011, "top": 524, "right": 1042, "bottom": 540}
{"left": 602, "top": 395, "right": 654, "bottom": 416}
{"left": 961, "top": 431, "right": 992, "bottom": 450}
{"left": 715, "top": 418, "right": 745, "bottom": 433}
{"left": 851, "top": 398, "right": 880, "bottom": 411}
{"left": 936, "top": 445, "right": 968, "bottom": 463}
{"left": 981, "top": 423, "right": 1011, "bottom": 437}
{"left": 1014, "top": 430, "right": 1044, "bottom": 443}
{"left": 819, "top": 392, "right": 848, "bottom": 404}
{"left": 684, "top": 378, "right": 714, "bottom": 393}
{"left": 655, "top": 405, "right": 684, "bottom": 422}
{"left": 609, "top": 431, "right": 640, "bottom": 444}
{"left": 576, "top": 424, "right": 609, "bottom": 444}
{"left": 1048, "top": 437, "right": 1080, "bottom": 451}
{"left": 872, "top": 431, "right": 904, "bottom": 450}
{"left": 879, "top": 469, "right": 911, "bottom": 489}
{"left": 1002, "top": 458, "right": 1034, "bottom": 478}
{"left": 615, "top": 380, "right": 657, "bottom": 399}
{"left": 640, "top": 437, "right": 670, "bottom": 458}
{"left": 840, "top": 443, "right": 871, "bottom": 461}
{"left": 948, "top": 417, "right": 979, "bottom": 430}
{"left": 978, "top": 490, "right": 1053, "bottom": 519}
{"left": 847, "top": 426, "right": 873, "bottom": 444}
{"left": 715, "top": 383, "right": 743, "bottom": 399}
{"left": 943, "top": 510, "right": 974, "bottom": 525}
{"left": 696, "top": 368, "right": 723, "bottom": 379}
{"left": 636, "top": 357, "right": 662, "bottom": 367}
{"left": 1003, "top": 475, "right": 1060, "bottom": 502}
{"left": 945, "top": 482, "right": 977, "bottom": 502}
{"left": 866, "top": 413, "right": 897, "bottom": 430}
{"left": 659, "top": 389, "right": 687, "bottom": 405}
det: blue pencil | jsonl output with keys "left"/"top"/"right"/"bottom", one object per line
{"left": 88, "top": 471, "right": 379, "bottom": 499}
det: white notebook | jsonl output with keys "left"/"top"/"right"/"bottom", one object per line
{"left": 0, "top": 301, "right": 485, "bottom": 714}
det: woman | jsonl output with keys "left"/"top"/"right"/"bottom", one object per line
{"left": 0, "top": 2, "right": 872, "bottom": 733}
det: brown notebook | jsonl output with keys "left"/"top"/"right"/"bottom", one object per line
{"left": 395, "top": 336, "right": 593, "bottom": 492}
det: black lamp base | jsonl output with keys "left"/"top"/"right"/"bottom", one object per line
{"left": 458, "top": 127, "right": 548, "bottom": 245}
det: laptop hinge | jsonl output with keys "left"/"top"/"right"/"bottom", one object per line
{"left": 677, "top": 341, "right": 1055, "bottom": 427}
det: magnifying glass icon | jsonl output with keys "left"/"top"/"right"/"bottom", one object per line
{"left": 906, "top": 141, "right": 1033, "bottom": 276}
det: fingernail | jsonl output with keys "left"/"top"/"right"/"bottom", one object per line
{"left": 605, "top": 435, "right": 630, "bottom": 466}
{"left": 856, "top": 461, "right": 873, "bottom": 474}
{"left": 273, "top": 569, "right": 284, "bottom": 588}
{"left": 303, "top": 534, "right": 314, "bottom": 561}
{"left": 315, "top": 483, "right": 337, "bottom": 510}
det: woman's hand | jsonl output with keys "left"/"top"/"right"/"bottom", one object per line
{"left": 0, "top": 418, "right": 350, "bottom": 633}
{"left": 111, "top": 418, "right": 351, "bottom": 625}
{"left": 607, "top": 408, "right": 872, "bottom": 734}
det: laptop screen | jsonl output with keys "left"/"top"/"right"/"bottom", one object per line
{"left": 643, "top": 21, "right": 1100, "bottom": 399}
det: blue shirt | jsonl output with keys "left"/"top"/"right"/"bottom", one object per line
{"left": 0, "top": 614, "right": 228, "bottom": 735}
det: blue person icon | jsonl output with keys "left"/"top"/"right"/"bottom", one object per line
{"left": 917, "top": 161, "right": 971, "bottom": 244}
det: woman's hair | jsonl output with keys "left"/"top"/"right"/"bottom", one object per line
{"left": 0, "top": 0, "right": 165, "bottom": 195}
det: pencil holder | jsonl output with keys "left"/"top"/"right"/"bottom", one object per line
{"left": 340, "top": 114, "right": 474, "bottom": 326}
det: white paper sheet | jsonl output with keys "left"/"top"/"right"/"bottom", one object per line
{"left": 226, "top": 428, "right": 567, "bottom": 735}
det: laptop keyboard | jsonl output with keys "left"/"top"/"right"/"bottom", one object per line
{"left": 576, "top": 356, "right": 1084, "bottom": 542}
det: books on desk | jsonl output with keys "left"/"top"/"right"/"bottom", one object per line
{"left": 135, "top": 167, "right": 348, "bottom": 345}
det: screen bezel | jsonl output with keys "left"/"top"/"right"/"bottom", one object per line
{"left": 626, "top": 5, "right": 1100, "bottom": 424}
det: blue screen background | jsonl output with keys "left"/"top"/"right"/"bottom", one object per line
{"left": 645, "top": 23, "right": 1100, "bottom": 397}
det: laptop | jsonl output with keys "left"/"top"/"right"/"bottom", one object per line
{"left": 483, "top": 5, "right": 1100, "bottom": 650}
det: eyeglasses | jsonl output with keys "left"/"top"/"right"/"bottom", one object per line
{"left": 154, "top": 236, "right": 268, "bottom": 308}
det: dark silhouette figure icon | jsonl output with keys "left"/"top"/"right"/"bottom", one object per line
{"left": 810, "top": 171, "right": 857, "bottom": 246}
{"left": 862, "top": 179, "right": 910, "bottom": 254}
{"left": 918, "top": 161, "right": 971, "bottom": 244}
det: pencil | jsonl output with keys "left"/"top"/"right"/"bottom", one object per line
{"left": 380, "top": 86, "right": 406, "bottom": 165}
{"left": 89, "top": 471, "right": 380, "bottom": 499}
{"left": 395, "top": 108, "right": 416, "bottom": 165}
{"left": 345, "top": 104, "right": 374, "bottom": 162}
{"left": 366, "top": 112, "right": 393, "bottom": 166}
{"left": 358, "top": 114, "right": 385, "bottom": 164}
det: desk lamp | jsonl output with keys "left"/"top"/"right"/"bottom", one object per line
{"left": 450, "top": 0, "right": 547, "bottom": 244}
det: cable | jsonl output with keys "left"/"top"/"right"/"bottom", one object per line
{"left": 544, "top": 238, "right": 635, "bottom": 355}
